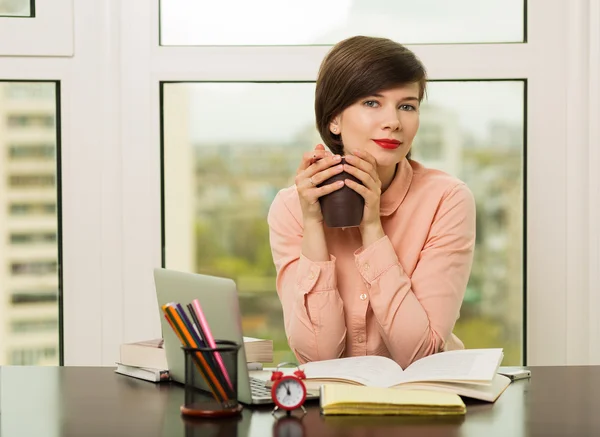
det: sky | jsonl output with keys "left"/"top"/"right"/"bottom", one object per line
{"left": 178, "top": 81, "right": 524, "bottom": 144}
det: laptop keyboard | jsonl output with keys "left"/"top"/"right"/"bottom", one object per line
{"left": 250, "top": 377, "right": 271, "bottom": 399}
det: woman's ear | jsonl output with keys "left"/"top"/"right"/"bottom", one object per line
{"left": 329, "top": 118, "right": 340, "bottom": 135}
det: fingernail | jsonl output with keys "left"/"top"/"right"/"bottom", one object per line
{"left": 333, "top": 155, "right": 341, "bottom": 161}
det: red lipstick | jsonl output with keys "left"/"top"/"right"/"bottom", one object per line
{"left": 373, "top": 139, "right": 401, "bottom": 150}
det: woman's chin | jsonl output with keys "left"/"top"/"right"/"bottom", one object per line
{"left": 372, "top": 151, "right": 405, "bottom": 167}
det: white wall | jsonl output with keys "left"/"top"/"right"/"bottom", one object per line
{"left": 0, "top": 0, "right": 598, "bottom": 366}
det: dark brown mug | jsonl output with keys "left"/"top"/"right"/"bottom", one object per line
{"left": 318, "top": 157, "right": 364, "bottom": 228}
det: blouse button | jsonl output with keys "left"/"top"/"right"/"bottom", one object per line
{"left": 359, "top": 293, "right": 368, "bottom": 301}
{"left": 308, "top": 270, "right": 315, "bottom": 280}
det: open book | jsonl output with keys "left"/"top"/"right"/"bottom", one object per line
{"left": 273, "top": 348, "right": 510, "bottom": 403}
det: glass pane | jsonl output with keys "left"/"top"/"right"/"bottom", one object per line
{"left": 163, "top": 80, "right": 524, "bottom": 366}
{"left": 0, "top": 82, "right": 60, "bottom": 365}
{"left": 0, "top": 0, "right": 33, "bottom": 17}
{"left": 160, "top": 0, "right": 524, "bottom": 46}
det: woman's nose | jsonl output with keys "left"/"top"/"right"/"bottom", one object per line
{"left": 381, "top": 112, "right": 401, "bottom": 131}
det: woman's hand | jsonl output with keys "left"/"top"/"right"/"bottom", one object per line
{"left": 342, "top": 150, "right": 385, "bottom": 246}
{"left": 295, "top": 144, "right": 345, "bottom": 226}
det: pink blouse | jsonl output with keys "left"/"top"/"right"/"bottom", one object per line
{"left": 267, "top": 158, "right": 476, "bottom": 369}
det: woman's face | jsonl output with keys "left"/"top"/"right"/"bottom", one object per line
{"left": 330, "top": 83, "right": 421, "bottom": 168}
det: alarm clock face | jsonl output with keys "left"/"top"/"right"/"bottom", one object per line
{"left": 272, "top": 376, "right": 307, "bottom": 410}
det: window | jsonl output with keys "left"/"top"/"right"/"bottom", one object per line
{"left": 415, "top": 124, "right": 444, "bottom": 161}
{"left": 162, "top": 80, "right": 525, "bottom": 365}
{"left": 106, "top": 0, "right": 597, "bottom": 368}
{"left": 4, "top": 83, "right": 54, "bottom": 99}
{"left": 8, "top": 144, "right": 55, "bottom": 159}
{"left": 11, "top": 318, "right": 57, "bottom": 333}
{"left": 0, "top": 0, "right": 33, "bottom": 17}
{"left": 10, "top": 346, "right": 57, "bottom": 365}
{"left": 11, "top": 260, "right": 57, "bottom": 275}
{"left": 0, "top": 81, "right": 61, "bottom": 366}
{"left": 9, "top": 203, "right": 56, "bottom": 215}
{"left": 0, "top": 0, "right": 72, "bottom": 56}
{"left": 8, "top": 174, "right": 55, "bottom": 187}
{"left": 10, "top": 231, "right": 56, "bottom": 244}
{"left": 11, "top": 290, "right": 58, "bottom": 305}
{"left": 7, "top": 114, "right": 54, "bottom": 128}
{"left": 160, "top": 0, "right": 525, "bottom": 46}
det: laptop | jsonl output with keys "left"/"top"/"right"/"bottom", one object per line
{"left": 152, "top": 267, "right": 318, "bottom": 405}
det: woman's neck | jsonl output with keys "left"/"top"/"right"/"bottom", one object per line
{"left": 379, "top": 164, "right": 398, "bottom": 193}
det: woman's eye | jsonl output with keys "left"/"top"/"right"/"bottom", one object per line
{"left": 399, "top": 104, "right": 416, "bottom": 111}
{"left": 363, "top": 100, "right": 379, "bottom": 107}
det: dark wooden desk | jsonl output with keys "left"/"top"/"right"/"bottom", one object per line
{"left": 1, "top": 366, "right": 599, "bottom": 437}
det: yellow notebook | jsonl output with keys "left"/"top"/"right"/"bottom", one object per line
{"left": 320, "top": 384, "right": 467, "bottom": 416}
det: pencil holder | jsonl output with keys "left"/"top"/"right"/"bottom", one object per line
{"left": 180, "top": 340, "right": 243, "bottom": 418}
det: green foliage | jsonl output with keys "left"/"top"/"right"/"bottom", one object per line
{"left": 195, "top": 216, "right": 275, "bottom": 279}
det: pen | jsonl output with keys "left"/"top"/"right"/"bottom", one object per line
{"left": 162, "top": 313, "right": 221, "bottom": 403}
{"left": 163, "top": 304, "right": 230, "bottom": 403}
{"left": 175, "top": 302, "right": 233, "bottom": 396}
{"left": 186, "top": 302, "right": 229, "bottom": 390}
{"left": 190, "top": 299, "right": 234, "bottom": 392}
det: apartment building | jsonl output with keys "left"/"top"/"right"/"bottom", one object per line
{"left": 0, "top": 82, "right": 59, "bottom": 365}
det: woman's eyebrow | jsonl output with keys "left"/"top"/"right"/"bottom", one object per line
{"left": 369, "top": 93, "right": 419, "bottom": 102}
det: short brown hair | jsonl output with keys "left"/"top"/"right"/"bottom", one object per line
{"left": 315, "top": 36, "right": 427, "bottom": 156}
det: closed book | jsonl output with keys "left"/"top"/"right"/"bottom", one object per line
{"left": 115, "top": 363, "right": 170, "bottom": 383}
{"left": 242, "top": 337, "right": 273, "bottom": 363}
{"left": 320, "top": 384, "right": 466, "bottom": 416}
{"left": 119, "top": 339, "right": 168, "bottom": 370}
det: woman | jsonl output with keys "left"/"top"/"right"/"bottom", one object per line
{"left": 267, "top": 36, "right": 476, "bottom": 369}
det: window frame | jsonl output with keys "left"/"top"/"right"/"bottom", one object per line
{"left": 0, "top": 0, "right": 73, "bottom": 56}
{"left": 2, "top": 0, "right": 598, "bottom": 366}
{"left": 117, "top": 0, "right": 599, "bottom": 366}
{"left": 0, "top": 0, "right": 117, "bottom": 366}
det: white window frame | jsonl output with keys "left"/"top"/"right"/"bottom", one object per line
{"left": 117, "top": 0, "right": 600, "bottom": 366}
{"left": 0, "top": 0, "right": 73, "bottom": 56}
{"left": 2, "top": 0, "right": 598, "bottom": 366}
{"left": 0, "top": 0, "right": 116, "bottom": 366}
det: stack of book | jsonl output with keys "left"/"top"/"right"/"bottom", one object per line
{"left": 115, "top": 336, "right": 273, "bottom": 383}
{"left": 115, "top": 338, "right": 170, "bottom": 382}
{"left": 241, "top": 336, "right": 274, "bottom": 364}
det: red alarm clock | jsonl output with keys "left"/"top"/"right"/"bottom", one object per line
{"left": 270, "top": 362, "right": 308, "bottom": 416}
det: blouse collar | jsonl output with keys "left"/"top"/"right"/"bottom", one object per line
{"left": 380, "top": 158, "right": 413, "bottom": 216}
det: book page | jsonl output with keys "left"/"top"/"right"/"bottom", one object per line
{"left": 243, "top": 337, "right": 267, "bottom": 343}
{"left": 395, "top": 374, "right": 512, "bottom": 403}
{"left": 133, "top": 338, "right": 164, "bottom": 348}
{"left": 300, "top": 355, "right": 406, "bottom": 387}
{"left": 397, "top": 348, "right": 503, "bottom": 384}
